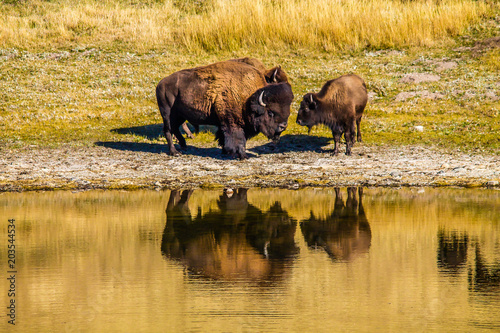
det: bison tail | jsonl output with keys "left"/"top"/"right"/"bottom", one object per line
{"left": 155, "top": 85, "right": 169, "bottom": 120}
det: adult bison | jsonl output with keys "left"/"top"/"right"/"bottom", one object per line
{"left": 180, "top": 57, "right": 289, "bottom": 138}
{"left": 156, "top": 61, "right": 294, "bottom": 158}
{"left": 296, "top": 74, "right": 367, "bottom": 156}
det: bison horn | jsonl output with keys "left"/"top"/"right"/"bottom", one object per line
{"left": 258, "top": 91, "right": 266, "bottom": 107}
{"left": 272, "top": 69, "right": 278, "bottom": 83}
{"left": 309, "top": 94, "right": 314, "bottom": 104}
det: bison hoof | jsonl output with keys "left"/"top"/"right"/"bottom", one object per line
{"left": 238, "top": 153, "right": 249, "bottom": 160}
{"left": 169, "top": 150, "right": 182, "bottom": 156}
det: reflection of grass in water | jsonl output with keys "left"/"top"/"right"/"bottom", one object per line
{"left": 0, "top": 188, "right": 499, "bottom": 331}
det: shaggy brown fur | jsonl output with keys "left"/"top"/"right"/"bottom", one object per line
{"left": 156, "top": 60, "right": 293, "bottom": 158}
{"left": 180, "top": 57, "right": 290, "bottom": 139}
{"left": 296, "top": 74, "right": 367, "bottom": 156}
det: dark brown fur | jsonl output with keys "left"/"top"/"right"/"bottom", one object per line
{"left": 296, "top": 74, "right": 367, "bottom": 156}
{"left": 156, "top": 61, "right": 294, "bottom": 159}
{"left": 230, "top": 57, "right": 289, "bottom": 84}
{"left": 179, "top": 57, "right": 290, "bottom": 139}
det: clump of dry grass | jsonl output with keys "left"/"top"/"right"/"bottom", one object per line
{"left": 0, "top": 0, "right": 491, "bottom": 52}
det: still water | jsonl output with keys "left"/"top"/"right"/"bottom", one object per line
{"left": 1, "top": 187, "right": 499, "bottom": 332}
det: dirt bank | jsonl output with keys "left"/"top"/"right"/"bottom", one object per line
{"left": 1, "top": 139, "right": 499, "bottom": 191}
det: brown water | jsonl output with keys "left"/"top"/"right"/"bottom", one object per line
{"left": 1, "top": 188, "right": 499, "bottom": 332}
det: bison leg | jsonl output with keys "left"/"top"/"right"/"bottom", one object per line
{"left": 156, "top": 88, "right": 181, "bottom": 156}
{"left": 356, "top": 116, "right": 362, "bottom": 143}
{"left": 332, "top": 131, "right": 341, "bottom": 156}
{"left": 170, "top": 114, "right": 188, "bottom": 150}
{"left": 221, "top": 127, "right": 248, "bottom": 159}
{"left": 181, "top": 122, "right": 194, "bottom": 139}
{"left": 172, "top": 125, "right": 187, "bottom": 150}
{"left": 344, "top": 120, "right": 356, "bottom": 156}
{"left": 331, "top": 124, "right": 343, "bottom": 156}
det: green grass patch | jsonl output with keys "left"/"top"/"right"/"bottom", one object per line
{"left": 0, "top": 1, "right": 498, "bottom": 154}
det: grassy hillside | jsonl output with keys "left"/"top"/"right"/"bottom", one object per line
{"left": 0, "top": 0, "right": 491, "bottom": 52}
{"left": 0, "top": 0, "right": 498, "bottom": 153}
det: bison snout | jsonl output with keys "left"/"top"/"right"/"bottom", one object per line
{"left": 277, "top": 122, "right": 288, "bottom": 133}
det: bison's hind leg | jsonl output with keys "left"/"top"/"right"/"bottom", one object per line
{"left": 356, "top": 116, "right": 362, "bottom": 143}
{"left": 170, "top": 115, "right": 188, "bottom": 150}
{"left": 330, "top": 124, "right": 343, "bottom": 156}
{"left": 157, "top": 87, "right": 181, "bottom": 156}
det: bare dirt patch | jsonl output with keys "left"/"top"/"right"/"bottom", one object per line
{"left": 1, "top": 139, "right": 499, "bottom": 191}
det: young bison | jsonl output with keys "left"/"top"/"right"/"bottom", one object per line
{"left": 296, "top": 74, "right": 367, "bottom": 156}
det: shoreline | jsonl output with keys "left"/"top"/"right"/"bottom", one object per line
{"left": 1, "top": 143, "right": 499, "bottom": 192}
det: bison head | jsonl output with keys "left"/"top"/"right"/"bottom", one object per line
{"left": 296, "top": 93, "right": 319, "bottom": 130}
{"left": 247, "top": 83, "right": 294, "bottom": 142}
{"left": 265, "top": 66, "right": 289, "bottom": 84}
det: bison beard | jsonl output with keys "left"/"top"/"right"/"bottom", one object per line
{"left": 156, "top": 61, "right": 293, "bottom": 159}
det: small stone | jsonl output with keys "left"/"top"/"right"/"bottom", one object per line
{"left": 400, "top": 73, "right": 440, "bottom": 84}
{"left": 390, "top": 171, "right": 402, "bottom": 178}
{"left": 435, "top": 61, "right": 457, "bottom": 72}
{"left": 395, "top": 92, "right": 417, "bottom": 102}
{"left": 441, "top": 163, "right": 450, "bottom": 168}
{"left": 414, "top": 126, "right": 424, "bottom": 132}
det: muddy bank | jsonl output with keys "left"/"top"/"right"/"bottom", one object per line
{"left": 1, "top": 140, "right": 499, "bottom": 191}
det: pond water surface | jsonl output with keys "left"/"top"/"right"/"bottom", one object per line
{"left": 1, "top": 188, "right": 499, "bottom": 332}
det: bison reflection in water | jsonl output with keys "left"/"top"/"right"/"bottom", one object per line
{"left": 437, "top": 230, "right": 500, "bottom": 292}
{"left": 437, "top": 230, "right": 468, "bottom": 274}
{"left": 300, "top": 187, "right": 371, "bottom": 261}
{"left": 161, "top": 189, "right": 298, "bottom": 281}
{"left": 437, "top": 229, "right": 500, "bottom": 292}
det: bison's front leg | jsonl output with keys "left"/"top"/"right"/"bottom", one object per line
{"left": 331, "top": 124, "right": 343, "bottom": 156}
{"left": 221, "top": 126, "right": 248, "bottom": 159}
{"left": 344, "top": 120, "right": 356, "bottom": 156}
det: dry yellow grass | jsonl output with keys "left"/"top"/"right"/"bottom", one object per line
{"left": 0, "top": 0, "right": 490, "bottom": 52}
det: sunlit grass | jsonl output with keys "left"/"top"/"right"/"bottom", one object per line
{"left": 0, "top": 0, "right": 491, "bottom": 52}
{"left": 0, "top": 1, "right": 498, "bottom": 153}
